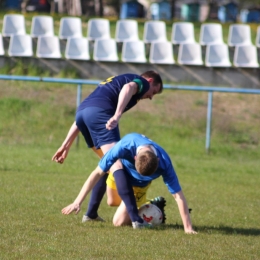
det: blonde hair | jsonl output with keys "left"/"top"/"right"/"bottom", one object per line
{"left": 135, "top": 151, "right": 158, "bottom": 176}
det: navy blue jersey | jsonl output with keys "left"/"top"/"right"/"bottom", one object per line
{"left": 77, "top": 74, "right": 150, "bottom": 112}
{"left": 98, "top": 133, "right": 182, "bottom": 194}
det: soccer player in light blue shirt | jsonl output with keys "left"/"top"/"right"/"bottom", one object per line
{"left": 62, "top": 133, "right": 197, "bottom": 234}
{"left": 99, "top": 133, "right": 181, "bottom": 193}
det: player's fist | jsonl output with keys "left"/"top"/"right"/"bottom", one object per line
{"left": 106, "top": 116, "right": 119, "bottom": 130}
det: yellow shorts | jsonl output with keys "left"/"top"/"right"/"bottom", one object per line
{"left": 107, "top": 173, "right": 151, "bottom": 208}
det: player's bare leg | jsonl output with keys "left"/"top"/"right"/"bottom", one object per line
{"left": 113, "top": 201, "right": 131, "bottom": 226}
{"left": 107, "top": 186, "right": 121, "bottom": 206}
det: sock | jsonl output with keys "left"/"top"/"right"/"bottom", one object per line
{"left": 85, "top": 174, "right": 108, "bottom": 219}
{"left": 113, "top": 169, "right": 143, "bottom": 223}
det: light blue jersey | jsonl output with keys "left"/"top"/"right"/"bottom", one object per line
{"left": 98, "top": 133, "right": 181, "bottom": 194}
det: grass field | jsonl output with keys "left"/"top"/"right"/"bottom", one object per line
{"left": 0, "top": 79, "right": 260, "bottom": 259}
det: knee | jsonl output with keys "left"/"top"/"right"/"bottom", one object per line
{"left": 107, "top": 197, "right": 120, "bottom": 207}
{"left": 112, "top": 214, "right": 121, "bottom": 226}
{"left": 107, "top": 198, "right": 118, "bottom": 207}
{"left": 112, "top": 211, "right": 132, "bottom": 227}
{"left": 113, "top": 219, "right": 122, "bottom": 227}
{"left": 113, "top": 217, "right": 130, "bottom": 227}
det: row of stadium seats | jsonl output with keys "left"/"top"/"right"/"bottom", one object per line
{"left": 0, "top": 34, "right": 259, "bottom": 68}
{"left": 1, "top": 14, "right": 260, "bottom": 47}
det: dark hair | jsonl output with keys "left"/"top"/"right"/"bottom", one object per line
{"left": 141, "top": 70, "right": 163, "bottom": 93}
{"left": 135, "top": 151, "right": 158, "bottom": 176}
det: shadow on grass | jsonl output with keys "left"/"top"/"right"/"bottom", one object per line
{"left": 161, "top": 223, "right": 260, "bottom": 236}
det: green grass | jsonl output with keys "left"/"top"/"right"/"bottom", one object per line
{"left": 0, "top": 81, "right": 260, "bottom": 259}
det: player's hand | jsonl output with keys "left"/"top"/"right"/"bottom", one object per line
{"left": 106, "top": 116, "right": 120, "bottom": 130}
{"left": 52, "top": 146, "right": 69, "bottom": 164}
{"left": 61, "top": 203, "right": 81, "bottom": 215}
{"left": 185, "top": 229, "right": 197, "bottom": 234}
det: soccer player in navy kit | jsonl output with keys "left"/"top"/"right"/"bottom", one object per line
{"left": 52, "top": 71, "right": 163, "bottom": 222}
{"left": 61, "top": 133, "right": 197, "bottom": 234}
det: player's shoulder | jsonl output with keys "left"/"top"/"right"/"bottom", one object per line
{"left": 118, "top": 73, "right": 146, "bottom": 82}
{"left": 123, "top": 132, "right": 141, "bottom": 139}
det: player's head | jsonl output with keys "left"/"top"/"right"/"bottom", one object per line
{"left": 135, "top": 146, "right": 159, "bottom": 176}
{"left": 141, "top": 71, "right": 163, "bottom": 100}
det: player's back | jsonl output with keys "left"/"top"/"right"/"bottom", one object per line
{"left": 77, "top": 74, "right": 149, "bottom": 112}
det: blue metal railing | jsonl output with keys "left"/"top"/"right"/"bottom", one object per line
{"left": 163, "top": 84, "right": 260, "bottom": 153}
{"left": 1, "top": 75, "right": 260, "bottom": 153}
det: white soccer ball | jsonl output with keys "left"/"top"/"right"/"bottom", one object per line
{"left": 138, "top": 203, "right": 163, "bottom": 225}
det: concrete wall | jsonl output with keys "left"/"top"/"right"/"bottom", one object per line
{"left": 0, "top": 56, "right": 259, "bottom": 88}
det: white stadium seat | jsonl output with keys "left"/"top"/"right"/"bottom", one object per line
{"left": 59, "top": 17, "right": 82, "bottom": 40}
{"left": 205, "top": 44, "right": 231, "bottom": 67}
{"left": 233, "top": 45, "right": 259, "bottom": 68}
{"left": 200, "top": 23, "right": 224, "bottom": 46}
{"left": 172, "top": 22, "right": 195, "bottom": 44}
{"left": 228, "top": 24, "right": 252, "bottom": 47}
{"left": 36, "top": 36, "right": 61, "bottom": 58}
{"left": 31, "top": 16, "right": 54, "bottom": 38}
{"left": 178, "top": 43, "right": 203, "bottom": 65}
{"left": 2, "top": 14, "right": 26, "bottom": 37}
{"left": 8, "top": 34, "right": 33, "bottom": 57}
{"left": 115, "top": 19, "right": 139, "bottom": 42}
{"left": 149, "top": 41, "right": 174, "bottom": 64}
{"left": 87, "top": 18, "right": 110, "bottom": 41}
{"left": 0, "top": 34, "right": 4, "bottom": 55}
{"left": 122, "top": 40, "right": 146, "bottom": 63}
{"left": 65, "top": 37, "right": 90, "bottom": 60}
{"left": 143, "top": 21, "right": 167, "bottom": 43}
{"left": 256, "top": 26, "right": 260, "bottom": 48}
{"left": 93, "top": 38, "right": 118, "bottom": 62}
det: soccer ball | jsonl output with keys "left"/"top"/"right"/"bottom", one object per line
{"left": 138, "top": 203, "right": 163, "bottom": 225}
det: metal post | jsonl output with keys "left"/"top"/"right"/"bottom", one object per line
{"left": 76, "top": 84, "right": 82, "bottom": 147}
{"left": 206, "top": 91, "right": 213, "bottom": 154}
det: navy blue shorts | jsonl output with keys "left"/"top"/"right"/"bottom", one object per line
{"left": 75, "top": 107, "right": 120, "bottom": 149}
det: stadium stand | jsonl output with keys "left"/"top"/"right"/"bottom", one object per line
{"left": 0, "top": 13, "right": 260, "bottom": 70}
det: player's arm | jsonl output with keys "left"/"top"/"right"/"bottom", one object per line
{"left": 62, "top": 166, "right": 106, "bottom": 215}
{"left": 172, "top": 190, "right": 197, "bottom": 234}
{"left": 106, "top": 82, "right": 138, "bottom": 130}
{"left": 52, "top": 121, "right": 80, "bottom": 164}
